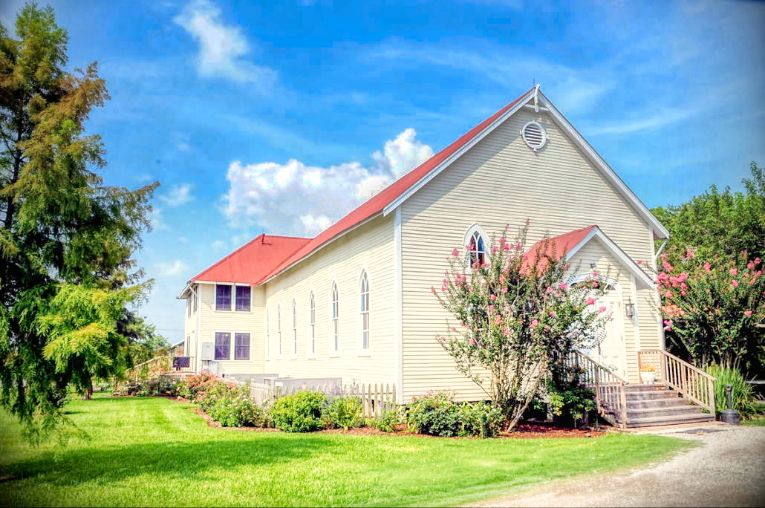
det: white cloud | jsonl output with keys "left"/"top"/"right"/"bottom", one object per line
{"left": 160, "top": 183, "right": 194, "bottom": 207}
{"left": 222, "top": 129, "right": 433, "bottom": 235}
{"left": 174, "top": 0, "right": 276, "bottom": 86}
{"left": 154, "top": 259, "right": 189, "bottom": 277}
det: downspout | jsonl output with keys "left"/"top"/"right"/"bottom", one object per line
{"left": 192, "top": 283, "right": 201, "bottom": 373}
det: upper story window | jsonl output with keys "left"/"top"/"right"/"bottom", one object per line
{"left": 309, "top": 292, "right": 316, "bottom": 356}
{"left": 187, "top": 297, "right": 192, "bottom": 317}
{"left": 215, "top": 284, "right": 232, "bottom": 311}
{"left": 465, "top": 227, "right": 487, "bottom": 268}
{"left": 360, "top": 271, "right": 370, "bottom": 350}
{"left": 331, "top": 282, "right": 340, "bottom": 352}
{"left": 192, "top": 290, "right": 198, "bottom": 313}
{"left": 234, "top": 333, "right": 250, "bottom": 360}
{"left": 214, "top": 332, "right": 231, "bottom": 360}
{"left": 292, "top": 299, "right": 298, "bottom": 356}
{"left": 235, "top": 286, "right": 251, "bottom": 311}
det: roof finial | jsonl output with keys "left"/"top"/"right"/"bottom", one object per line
{"left": 261, "top": 232, "right": 265, "bottom": 244}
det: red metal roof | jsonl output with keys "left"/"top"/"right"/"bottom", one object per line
{"left": 191, "top": 234, "right": 310, "bottom": 285}
{"left": 262, "top": 89, "right": 533, "bottom": 282}
{"left": 523, "top": 225, "right": 597, "bottom": 272}
{"left": 191, "top": 89, "right": 533, "bottom": 286}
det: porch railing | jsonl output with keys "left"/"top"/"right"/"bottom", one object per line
{"left": 565, "top": 351, "right": 628, "bottom": 427}
{"left": 638, "top": 349, "right": 716, "bottom": 413}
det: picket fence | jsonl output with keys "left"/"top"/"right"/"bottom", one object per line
{"left": 250, "top": 380, "right": 396, "bottom": 418}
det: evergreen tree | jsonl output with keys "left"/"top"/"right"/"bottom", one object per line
{"left": 0, "top": 3, "right": 156, "bottom": 440}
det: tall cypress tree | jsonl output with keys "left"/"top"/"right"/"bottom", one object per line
{"left": 0, "top": 3, "right": 156, "bottom": 440}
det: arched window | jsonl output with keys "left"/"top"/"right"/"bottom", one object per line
{"left": 331, "top": 283, "right": 339, "bottom": 352}
{"left": 266, "top": 309, "right": 270, "bottom": 360}
{"left": 277, "top": 304, "right": 282, "bottom": 356}
{"left": 292, "top": 299, "right": 298, "bottom": 356}
{"left": 309, "top": 292, "right": 316, "bottom": 356}
{"left": 465, "top": 226, "right": 487, "bottom": 268}
{"left": 360, "top": 271, "right": 370, "bottom": 350}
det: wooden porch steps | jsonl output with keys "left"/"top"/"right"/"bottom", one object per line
{"left": 612, "top": 384, "right": 715, "bottom": 428}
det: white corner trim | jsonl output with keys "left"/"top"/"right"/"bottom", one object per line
{"left": 566, "top": 227, "right": 655, "bottom": 289}
{"left": 393, "top": 208, "right": 403, "bottom": 403}
{"left": 382, "top": 88, "right": 537, "bottom": 216}
{"left": 538, "top": 93, "right": 669, "bottom": 239}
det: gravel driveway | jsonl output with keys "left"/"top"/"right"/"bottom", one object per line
{"left": 472, "top": 424, "right": 765, "bottom": 507}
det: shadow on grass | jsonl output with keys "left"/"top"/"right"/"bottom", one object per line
{"left": 3, "top": 434, "right": 336, "bottom": 487}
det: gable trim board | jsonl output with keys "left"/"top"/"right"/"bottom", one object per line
{"left": 564, "top": 226, "right": 655, "bottom": 289}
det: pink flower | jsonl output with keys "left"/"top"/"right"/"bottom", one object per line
{"left": 685, "top": 247, "right": 695, "bottom": 259}
{"left": 663, "top": 319, "right": 673, "bottom": 332}
{"left": 586, "top": 297, "right": 596, "bottom": 306}
{"left": 490, "top": 294, "right": 497, "bottom": 301}
{"left": 488, "top": 304, "right": 495, "bottom": 313}
{"left": 469, "top": 338, "right": 476, "bottom": 346}
{"left": 549, "top": 310, "right": 557, "bottom": 318}
{"left": 430, "top": 286, "right": 436, "bottom": 294}
{"left": 530, "top": 319, "right": 539, "bottom": 328}
{"left": 558, "top": 282, "right": 568, "bottom": 290}
{"left": 755, "top": 258, "right": 762, "bottom": 266}
{"left": 730, "top": 268, "right": 738, "bottom": 276}
{"left": 732, "top": 279, "right": 740, "bottom": 288}
{"left": 662, "top": 259, "right": 673, "bottom": 272}
{"left": 494, "top": 315, "right": 502, "bottom": 325}
{"left": 491, "top": 246, "right": 498, "bottom": 255}
{"left": 451, "top": 247, "right": 459, "bottom": 257}
{"left": 545, "top": 287, "right": 554, "bottom": 295}
{"left": 703, "top": 262, "right": 712, "bottom": 273}
{"left": 747, "top": 261, "right": 755, "bottom": 270}
{"left": 598, "top": 305, "right": 607, "bottom": 314}
{"left": 744, "top": 310, "right": 753, "bottom": 318}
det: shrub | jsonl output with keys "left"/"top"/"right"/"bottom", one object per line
{"left": 324, "top": 396, "right": 363, "bottom": 430}
{"left": 207, "top": 385, "right": 266, "bottom": 427}
{"left": 367, "top": 408, "right": 403, "bottom": 433}
{"left": 457, "top": 402, "right": 504, "bottom": 438}
{"left": 706, "top": 364, "right": 757, "bottom": 419}
{"left": 177, "top": 372, "right": 219, "bottom": 401}
{"left": 271, "top": 391, "right": 327, "bottom": 432}
{"left": 406, "top": 392, "right": 461, "bottom": 437}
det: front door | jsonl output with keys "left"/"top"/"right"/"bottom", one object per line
{"left": 590, "top": 285, "right": 627, "bottom": 378}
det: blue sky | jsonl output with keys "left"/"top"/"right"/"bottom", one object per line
{"left": 1, "top": 0, "right": 763, "bottom": 343}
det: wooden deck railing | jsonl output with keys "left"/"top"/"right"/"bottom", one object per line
{"left": 639, "top": 349, "right": 716, "bottom": 413}
{"left": 565, "top": 351, "right": 628, "bottom": 427}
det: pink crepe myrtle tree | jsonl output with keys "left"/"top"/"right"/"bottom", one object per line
{"left": 433, "top": 224, "right": 607, "bottom": 431}
{"left": 657, "top": 250, "right": 765, "bottom": 376}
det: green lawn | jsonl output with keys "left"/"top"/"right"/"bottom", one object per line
{"left": 0, "top": 395, "right": 692, "bottom": 507}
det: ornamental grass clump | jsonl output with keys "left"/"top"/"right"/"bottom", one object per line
{"left": 706, "top": 364, "right": 757, "bottom": 419}
{"left": 434, "top": 222, "right": 607, "bottom": 431}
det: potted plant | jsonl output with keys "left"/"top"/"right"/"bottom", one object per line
{"left": 640, "top": 363, "right": 657, "bottom": 384}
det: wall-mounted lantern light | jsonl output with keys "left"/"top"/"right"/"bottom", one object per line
{"left": 625, "top": 299, "right": 635, "bottom": 319}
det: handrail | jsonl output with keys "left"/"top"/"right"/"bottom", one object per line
{"left": 639, "top": 349, "right": 716, "bottom": 413}
{"left": 127, "top": 355, "right": 172, "bottom": 382}
{"left": 565, "top": 351, "right": 628, "bottom": 428}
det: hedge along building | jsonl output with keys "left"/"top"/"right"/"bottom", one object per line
{"left": 179, "top": 85, "right": 668, "bottom": 404}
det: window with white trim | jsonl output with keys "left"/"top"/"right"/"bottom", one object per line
{"left": 309, "top": 292, "right": 316, "bottom": 356}
{"left": 215, "top": 284, "right": 232, "bottom": 311}
{"left": 360, "top": 271, "right": 370, "bottom": 350}
{"left": 292, "top": 299, "right": 297, "bottom": 356}
{"left": 331, "top": 283, "right": 339, "bottom": 352}
{"left": 277, "top": 304, "right": 282, "bottom": 356}
{"left": 466, "top": 229, "right": 487, "bottom": 268}
{"left": 234, "top": 333, "right": 250, "bottom": 360}
{"left": 235, "top": 286, "right": 251, "bottom": 311}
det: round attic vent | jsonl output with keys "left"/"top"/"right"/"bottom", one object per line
{"left": 521, "top": 121, "right": 547, "bottom": 151}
